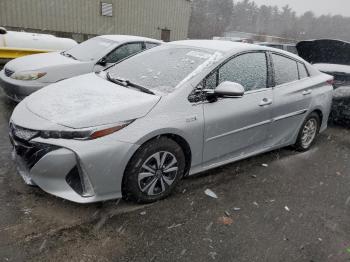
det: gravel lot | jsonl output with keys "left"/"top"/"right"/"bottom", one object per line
{"left": 0, "top": 81, "right": 349, "bottom": 262}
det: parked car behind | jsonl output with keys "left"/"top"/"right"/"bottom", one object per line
{"left": 0, "top": 27, "right": 77, "bottom": 51}
{"left": 297, "top": 39, "right": 350, "bottom": 124}
{"left": 9, "top": 41, "right": 333, "bottom": 204}
{"left": 256, "top": 42, "right": 298, "bottom": 54}
{"left": 0, "top": 35, "right": 161, "bottom": 101}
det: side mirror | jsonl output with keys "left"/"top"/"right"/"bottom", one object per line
{"left": 214, "top": 81, "right": 245, "bottom": 97}
{"left": 97, "top": 57, "right": 107, "bottom": 66}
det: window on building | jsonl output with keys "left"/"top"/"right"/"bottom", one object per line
{"left": 272, "top": 54, "right": 299, "bottom": 86}
{"left": 101, "top": 2, "right": 113, "bottom": 17}
{"left": 218, "top": 52, "right": 268, "bottom": 91}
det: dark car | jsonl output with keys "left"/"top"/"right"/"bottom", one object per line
{"left": 297, "top": 39, "right": 350, "bottom": 124}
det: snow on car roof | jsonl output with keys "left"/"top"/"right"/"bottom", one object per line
{"left": 170, "top": 40, "right": 256, "bottom": 52}
{"left": 99, "top": 35, "right": 162, "bottom": 44}
{"left": 171, "top": 40, "right": 308, "bottom": 68}
{"left": 170, "top": 40, "right": 295, "bottom": 54}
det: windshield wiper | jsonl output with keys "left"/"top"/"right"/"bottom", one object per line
{"left": 106, "top": 73, "right": 155, "bottom": 95}
{"left": 61, "top": 51, "right": 77, "bottom": 60}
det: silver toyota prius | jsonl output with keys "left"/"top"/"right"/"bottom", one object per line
{"left": 9, "top": 40, "right": 333, "bottom": 204}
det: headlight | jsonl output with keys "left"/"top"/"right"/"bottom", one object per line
{"left": 40, "top": 120, "right": 134, "bottom": 140}
{"left": 10, "top": 71, "right": 47, "bottom": 81}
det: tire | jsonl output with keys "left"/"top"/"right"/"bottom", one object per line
{"left": 294, "top": 112, "right": 321, "bottom": 152}
{"left": 123, "top": 137, "right": 186, "bottom": 203}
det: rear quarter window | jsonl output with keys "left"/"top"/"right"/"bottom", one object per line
{"left": 298, "top": 62, "right": 309, "bottom": 79}
{"left": 272, "top": 54, "right": 299, "bottom": 86}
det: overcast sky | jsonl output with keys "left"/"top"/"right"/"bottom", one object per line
{"left": 251, "top": 0, "right": 350, "bottom": 17}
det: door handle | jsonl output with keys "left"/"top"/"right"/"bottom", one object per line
{"left": 302, "top": 90, "right": 312, "bottom": 96}
{"left": 259, "top": 98, "right": 273, "bottom": 106}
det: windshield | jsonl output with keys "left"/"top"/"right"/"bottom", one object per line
{"left": 63, "top": 37, "right": 117, "bottom": 61}
{"left": 107, "top": 46, "right": 215, "bottom": 94}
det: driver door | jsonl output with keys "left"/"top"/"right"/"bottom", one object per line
{"left": 202, "top": 52, "right": 273, "bottom": 165}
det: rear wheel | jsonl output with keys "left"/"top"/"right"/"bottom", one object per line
{"left": 294, "top": 112, "right": 320, "bottom": 151}
{"left": 123, "top": 137, "right": 185, "bottom": 203}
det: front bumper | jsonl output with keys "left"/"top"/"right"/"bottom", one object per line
{"left": 0, "top": 70, "right": 47, "bottom": 101}
{"left": 10, "top": 126, "right": 139, "bottom": 203}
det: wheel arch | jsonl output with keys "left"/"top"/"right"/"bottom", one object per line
{"left": 314, "top": 109, "right": 323, "bottom": 123}
{"left": 121, "top": 131, "right": 193, "bottom": 196}
{"left": 135, "top": 132, "right": 192, "bottom": 176}
{"left": 310, "top": 107, "right": 324, "bottom": 129}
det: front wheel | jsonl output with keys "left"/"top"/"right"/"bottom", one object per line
{"left": 123, "top": 137, "right": 185, "bottom": 203}
{"left": 294, "top": 112, "right": 321, "bottom": 151}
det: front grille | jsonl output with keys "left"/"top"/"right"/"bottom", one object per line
{"left": 9, "top": 124, "right": 58, "bottom": 169}
{"left": 12, "top": 138, "right": 58, "bottom": 169}
{"left": 4, "top": 68, "right": 14, "bottom": 77}
{"left": 9, "top": 123, "right": 39, "bottom": 141}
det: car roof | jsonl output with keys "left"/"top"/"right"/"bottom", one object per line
{"left": 170, "top": 40, "right": 302, "bottom": 60}
{"left": 99, "top": 35, "right": 162, "bottom": 44}
{"left": 170, "top": 40, "right": 258, "bottom": 53}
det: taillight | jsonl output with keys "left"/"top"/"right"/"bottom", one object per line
{"left": 327, "top": 79, "right": 335, "bottom": 87}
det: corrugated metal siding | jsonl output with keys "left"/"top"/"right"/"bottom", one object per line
{"left": 0, "top": 0, "right": 191, "bottom": 40}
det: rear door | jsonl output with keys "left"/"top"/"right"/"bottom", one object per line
{"left": 202, "top": 52, "right": 273, "bottom": 165}
{"left": 268, "top": 53, "right": 312, "bottom": 147}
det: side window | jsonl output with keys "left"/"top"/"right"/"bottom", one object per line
{"left": 298, "top": 62, "right": 309, "bottom": 79}
{"left": 105, "top": 43, "right": 143, "bottom": 63}
{"left": 272, "top": 54, "right": 299, "bottom": 86}
{"left": 145, "top": 42, "right": 159, "bottom": 49}
{"left": 218, "top": 52, "right": 267, "bottom": 91}
{"left": 126, "top": 42, "right": 143, "bottom": 54}
{"left": 205, "top": 71, "right": 217, "bottom": 90}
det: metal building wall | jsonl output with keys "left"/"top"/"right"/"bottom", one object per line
{"left": 0, "top": 0, "right": 191, "bottom": 41}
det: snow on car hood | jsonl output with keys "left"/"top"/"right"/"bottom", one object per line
{"left": 5, "top": 52, "right": 81, "bottom": 72}
{"left": 24, "top": 73, "right": 161, "bottom": 129}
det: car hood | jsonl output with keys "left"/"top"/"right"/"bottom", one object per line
{"left": 24, "top": 73, "right": 161, "bottom": 129}
{"left": 296, "top": 39, "right": 350, "bottom": 66}
{"left": 5, "top": 52, "right": 81, "bottom": 72}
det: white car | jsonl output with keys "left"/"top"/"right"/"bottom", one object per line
{"left": 0, "top": 35, "right": 161, "bottom": 101}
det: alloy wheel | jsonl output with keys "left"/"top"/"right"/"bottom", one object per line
{"left": 138, "top": 151, "right": 178, "bottom": 196}
{"left": 301, "top": 118, "right": 317, "bottom": 148}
